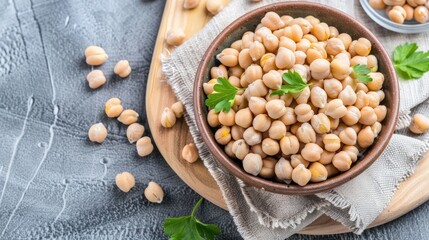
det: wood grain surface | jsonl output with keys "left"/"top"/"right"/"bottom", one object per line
{"left": 145, "top": 0, "right": 429, "bottom": 235}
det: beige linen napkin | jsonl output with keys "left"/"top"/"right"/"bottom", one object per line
{"left": 163, "top": 0, "right": 429, "bottom": 239}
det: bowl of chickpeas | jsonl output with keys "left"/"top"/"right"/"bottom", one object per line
{"left": 362, "top": 0, "right": 429, "bottom": 33}
{"left": 194, "top": 2, "right": 399, "bottom": 195}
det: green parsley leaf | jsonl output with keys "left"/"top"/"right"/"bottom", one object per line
{"left": 163, "top": 198, "right": 221, "bottom": 240}
{"left": 393, "top": 43, "right": 429, "bottom": 80}
{"left": 271, "top": 71, "right": 312, "bottom": 96}
{"left": 205, "top": 77, "right": 240, "bottom": 113}
{"left": 351, "top": 64, "right": 373, "bottom": 84}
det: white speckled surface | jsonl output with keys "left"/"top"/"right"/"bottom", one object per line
{"left": 1, "top": 0, "right": 429, "bottom": 239}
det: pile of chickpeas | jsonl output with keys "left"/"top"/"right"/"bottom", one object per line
{"left": 204, "top": 12, "right": 387, "bottom": 186}
{"left": 369, "top": 0, "right": 429, "bottom": 24}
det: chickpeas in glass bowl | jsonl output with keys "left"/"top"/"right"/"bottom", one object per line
{"left": 361, "top": 0, "right": 429, "bottom": 33}
{"left": 194, "top": 2, "right": 399, "bottom": 195}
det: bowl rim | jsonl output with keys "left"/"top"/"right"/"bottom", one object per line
{"left": 194, "top": 2, "right": 400, "bottom": 195}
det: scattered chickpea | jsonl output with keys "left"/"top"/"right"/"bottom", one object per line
{"left": 105, "top": 97, "right": 124, "bottom": 118}
{"left": 114, "top": 60, "right": 131, "bottom": 78}
{"left": 183, "top": 0, "right": 200, "bottom": 9}
{"left": 85, "top": 45, "right": 108, "bottom": 66}
{"left": 144, "top": 181, "right": 164, "bottom": 203}
{"left": 127, "top": 123, "right": 145, "bottom": 143}
{"left": 410, "top": 114, "right": 429, "bottom": 134}
{"left": 171, "top": 101, "right": 185, "bottom": 118}
{"left": 86, "top": 70, "right": 106, "bottom": 89}
{"left": 88, "top": 123, "right": 107, "bottom": 143}
{"left": 166, "top": 29, "right": 186, "bottom": 46}
{"left": 182, "top": 143, "right": 199, "bottom": 163}
{"left": 161, "top": 107, "right": 176, "bottom": 128}
{"left": 115, "top": 172, "right": 135, "bottom": 193}
{"left": 136, "top": 136, "right": 154, "bottom": 157}
{"left": 206, "top": 0, "right": 224, "bottom": 15}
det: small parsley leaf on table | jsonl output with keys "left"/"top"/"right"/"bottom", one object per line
{"left": 205, "top": 77, "right": 240, "bottom": 113}
{"left": 163, "top": 198, "right": 221, "bottom": 240}
{"left": 270, "top": 71, "right": 312, "bottom": 96}
{"left": 393, "top": 43, "right": 429, "bottom": 80}
{"left": 351, "top": 64, "right": 373, "bottom": 84}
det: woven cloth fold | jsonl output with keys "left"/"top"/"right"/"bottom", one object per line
{"left": 162, "top": 0, "right": 429, "bottom": 239}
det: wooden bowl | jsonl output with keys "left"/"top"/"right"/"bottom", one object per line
{"left": 194, "top": 2, "right": 399, "bottom": 195}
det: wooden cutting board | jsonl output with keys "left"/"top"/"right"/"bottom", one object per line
{"left": 145, "top": 0, "right": 429, "bottom": 235}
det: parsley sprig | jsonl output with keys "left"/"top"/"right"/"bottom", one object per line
{"left": 393, "top": 43, "right": 429, "bottom": 80}
{"left": 270, "top": 71, "right": 312, "bottom": 96}
{"left": 351, "top": 64, "right": 373, "bottom": 84}
{"left": 205, "top": 77, "right": 241, "bottom": 113}
{"left": 163, "top": 198, "right": 221, "bottom": 240}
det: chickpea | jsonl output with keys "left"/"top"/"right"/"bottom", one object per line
{"left": 115, "top": 172, "right": 135, "bottom": 193}
{"left": 241, "top": 31, "right": 255, "bottom": 49}
{"left": 254, "top": 26, "right": 271, "bottom": 42}
{"left": 265, "top": 99, "right": 286, "bottom": 120}
{"left": 303, "top": 34, "right": 318, "bottom": 43}
{"left": 269, "top": 120, "right": 287, "bottom": 140}
{"left": 215, "top": 126, "right": 232, "bottom": 145}
{"left": 342, "top": 145, "right": 359, "bottom": 162}
{"left": 228, "top": 66, "right": 244, "bottom": 78}
{"left": 183, "top": 0, "right": 200, "bottom": 9}
{"left": 166, "top": 29, "right": 186, "bottom": 46}
{"left": 342, "top": 106, "right": 362, "bottom": 126}
{"left": 279, "top": 37, "right": 296, "bottom": 51}
{"left": 290, "top": 87, "right": 309, "bottom": 106}
{"left": 296, "top": 123, "right": 316, "bottom": 143}
{"left": 245, "top": 64, "right": 263, "bottom": 84}
{"left": 329, "top": 26, "right": 339, "bottom": 38}
{"left": 235, "top": 108, "right": 252, "bottom": 128}
{"left": 291, "top": 164, "right": 312, "bottom": 186}
{"left": 410, "top": 114, "right": 429, "bottom": 134}
{"left": 114, "top": 60, "right": 132, "bottom": 78}
{"left": 171, "top": 101, "right": 185, "bottom": 118}
{"left": 331, "top": 59, "right": 350, "bottom": 80}
{"left": 281, "top": 15, "right": 294, "bottom": 25}
{"left": 369, "top": 0, "right": 386, "bottom": 9}
{"left": 232, "top": 139, "right": 250, "bottom": 160}
{"left": 296, "top": 39, "right": 311, "bottom": 52}
{"left": 217, "top": 48, "right": 239, "bottom": 67}
{"left": 325, "top": 99, "right": 347, "bottom": 119}
{"left": 308, "top": 87, "right": 327, "bottom": 109}
{"left": 355, "top": 38, "right": 371, "bottom": 57}
{"left": 355, "top": 90, "right": 370, "bottom": 109}
{"left": 225, "top": 140, "right": 236, "bottom": 158}
{"left": 284, "top": 25, "right": 304, "bottom": 42}
{"left": 249, "top": 41, "right": 265, "bottom": 62}
{"left": 323, "top": 134, "right": 340, "bottom": 152}
{"left": 127, "top": 123, "right": 145, "bottom": 143}
{"left": 311, "top": 113, "right": 331, "bottom": 134}
{"left": 358, "top": 126, "right": 375, "bottom": 148}
{"left": 243, "top": 153, "right": 263, "bottom": 176}
{"left": 252, "top": 114, "right": 271, "bottom": 132}
{"left": 288, "top": 18, "right": 312, "bottom": 34}
{"left": 309, "top": 162, "right": 328, "bottom": 182}
{"left": 338, "top": 33, "right": 352, "bottom": 50}
{"left": 144, "top": 181, "right": 164, "bottom": 203}
{"left": 366, "top": 72, "right": 384, "bottom": 91}
{"left": 407, "top": 0, "right": 425, "bottom": 7}
{"left": 280, "top": 93, "right": 294, "bottom": 106}
{"left": 88, "top": 123, "right": 107, "bottom": 143}
{"left": 324, "top": 79, "right": 343, "bottom": 99}
{"left": 335, "top": 52, "right": 352, "bottom": 63}
{"left": 210, "top": 65, "right": 228, "bottom": 79}
{"left": 244, "top": 127, "right": 264, "bottom": 146}
{"left": 310, "top": 59, "right": 330, "bottom": 80}
{"left": 105, "top": 97, "right": 124, "bottom": 118}
{"left": 290, "top": 123, "right": 301, "bottom": 135}
{"left": 260, "top": 138, "right": 279, "bottom": 156}
{"left": 301, "top": 143, "right": 323, "bottom": 162}
{"left": 330, "top": 117, "right": 340, "bottom": 130}
{"left": 371, "top": 122, "right": 383, "bottom": 137}
{"left": 319, "top": 150, "right": 335, "bottom": 165}
{"left": 85, "top": 45, "right": 108, "bottom": 65}
{"left": 388, "top": 8, "right": 405, "bottom": 24}
{"left": 259, "top": 158, "right": 277, "bottom": 178}
{"left": 348, "top": 40, "right": 358, "bottom": 57}
{"left": 339, "top": 127, "right": 357, "bottom": 146}
{"left": 206, "top": 0, "right": 224, "bottom": 15}
{"left": 289, "top": 154, "right": 308, "bottom": 168}
{"left": 260, "top": 53, "right": 277, "bottom": 72}
{"left": 263, "top": 34, "right": 280, "bottom": 53}
{"left": 207, "top": 109, "right": 220, "bottom": 127}
{"left": 332, "top": 151, "right": 352, "bottom": 172}
{"left": 351, "top": 56, "right": 368, "bottom": 67}
{"left": 86, "top": 70, "right": 106, "bottom": 89}
{"left": 325, "top": 164, "right": 340, "bottom": 177}
{"left": 402, "top": 4, "right": 414, "bottom": 20}
{"left": 294, "top": 51, "right": 307, "bottom": 65}
{"left": 415, "top": 6, "right": 429, "bottom": 23}
{"left": 326, "top": 38, "right": 345, "bottom": 56}
{"left": 307, "top": 43, "right": 327, "bottom": 64}
{"left": 275, "top": 157, "right": 293, "bottom": 181}
{"left": 249, "top": 97, "right": 267, "bottom": 115}
{"left": 118, "top": 109, "right": 139, "bottom": 125}
{"left": 374, "top": 105, "right": 387, "bottom": 122}
{"left": 275, "top": 47, "right": 296, "bottom": 69}
{"left": 305, "top": 15, "right": 320, "bottom": 26}
{"left": 231, "top": 125, "right": 245, "bottom": 141}
{"left": 295, "top": 104, "right": 314, "bottom": 122}
{"left": 359, "top": 106, "right": 378, "bottom": 125}
{"left": 311, "top": 22, "right": 330, "bottom": 41}
{"left": 263, "top": 70, "right": 282, "bottom": 90}
{"left": 280, "top": 133, "right": 300, "bottom": 155}
{"left": 251, "top": 144, "right": 267, "bottom": 159}
{"left": 338, "top": 85, "right": 357, "bottom": 106}
{"left": 367, "top": 92, "right": 380, "bottom": 108}
{"left": 203, "top": 79, "right": 217, "bottom": 95}
{"left": 218, "top": 109, "right": 235, "bottom": 127}
{"left": 160, "top": 107, "right": 176, "bottom": 128}
{"left": 135, "top": 136, "right": 154, "bottom": 157}
{"left": 261, "top": 11, "right": 285, "bottom": 30}
{"left": 280, "top": 107, "right": 297, "bottom": 125}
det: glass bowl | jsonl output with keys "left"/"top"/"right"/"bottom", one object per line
{"left": 360, "top": 0, "right": 429, "bottom": 34}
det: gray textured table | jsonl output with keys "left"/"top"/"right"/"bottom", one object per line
{"left": 0, "top": 0, "right": 428, "bottom": 239}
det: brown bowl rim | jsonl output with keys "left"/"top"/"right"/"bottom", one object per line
{"left": 194, "top": 2, "right": 400, "bottom": 195}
